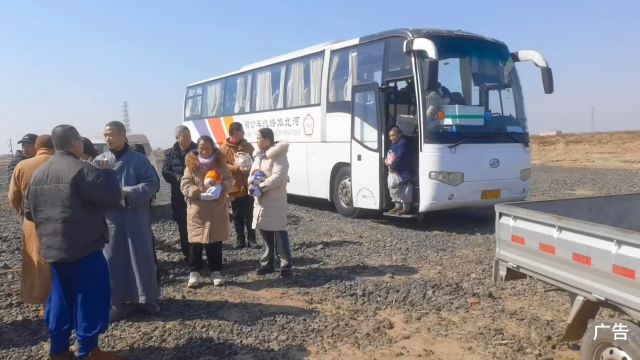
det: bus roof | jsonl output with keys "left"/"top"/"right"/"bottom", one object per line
{"left": 186, "top": 28, "right": 505, "bottom": 87}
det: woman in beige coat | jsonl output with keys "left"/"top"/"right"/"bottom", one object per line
{"left": 180, "top": 135, "right": 232, "bottom": 288}
{"left": 251, "top": 128, "right": 293, "bottom": 277}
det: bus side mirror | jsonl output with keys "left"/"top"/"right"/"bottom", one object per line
{"left": 541, "top": 67, "right": 554, "bottom": 94}
{"left": 404, "top": 38, "right": 439, "bottom": 60}
{"left": 512, "top": 50, "right": 554, "bottom": 94}
{"left": 425, "top": 59, "right": 439, "bottom": 91}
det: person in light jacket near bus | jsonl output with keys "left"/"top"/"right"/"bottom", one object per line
{"left": 251, "top": 128, "right": 293, "bottom": 277}
{"left": 181, "top": 135, "right": 232, "bottom": 288}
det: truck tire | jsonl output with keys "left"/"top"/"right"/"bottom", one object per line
{"left": 581, "top": 319, "right": 640, "bottom": 360}
{"left": 332, "top": 166, "right": 359, "bottom": 218}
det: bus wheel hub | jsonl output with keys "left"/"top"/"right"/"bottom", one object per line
{"left": 594, "top": 345, "right": 631, "bottom": 360}
{"left": 338, "top": 177, "right": 353, "bottom": 207}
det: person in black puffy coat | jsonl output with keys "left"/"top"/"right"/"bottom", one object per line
{"left": 162, "top": 125, "right": 197, "bottom": 259}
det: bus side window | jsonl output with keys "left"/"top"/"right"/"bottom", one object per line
{"left": 355, "top": 41, "right": 384, "bottom": 87}
{"left": 204, "top": 81, "right": 224, "bottom": 117}
{"left": 329, "top": 50, "right": 349, "bottom": 102}
{"left": 286, "top": 54, "right": 323, "bottom": 108}
{"left": 386, "top": 38, "right": 412, "bottom": 80}
{"left": 253, "top": 64, "right": 286, "bottom": 112}
{"left": 184, "top": 86, "right": 203, "bottom": 119}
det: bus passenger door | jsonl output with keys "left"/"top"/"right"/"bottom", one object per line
{"left": 350, "top": 83, "right": 382, "bottom": 210}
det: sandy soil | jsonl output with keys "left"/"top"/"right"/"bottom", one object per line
{"left": 530, "top": 131, "right": 640, "bottom": 170}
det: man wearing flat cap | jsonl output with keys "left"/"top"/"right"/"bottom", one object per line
{"left": 7, "top": 133, "right": 38, "bottom": 183}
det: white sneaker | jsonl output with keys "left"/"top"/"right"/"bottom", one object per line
{"left": 188, "top": 272, "right": 200, "bottom": 288}
{"left": 212, "top": 271, "right": 224, "bottom": 286}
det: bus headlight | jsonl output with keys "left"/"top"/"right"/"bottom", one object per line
{"left": 520, "top": 168, "right": 531, "bottom": 181}
{"left": 429, "top": 171, "right": 464, "bottom": 186}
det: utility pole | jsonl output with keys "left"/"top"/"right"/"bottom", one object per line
{"left": 590, "top": 106, "right": 595, "bottom": 133}
{"left": 122, "top": 101, "right": 131, "bottom": 133}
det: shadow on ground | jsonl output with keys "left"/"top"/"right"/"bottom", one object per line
{"left": 0, "top": 317, "right": 47, "bottom": 351}
{"left": 234, "top": 264, "right": 417, "bottom": 292}
{"left": 124, "top": 298, "right": 316, "bottom": 327}
{"left": 121, "top": 338, "right": 309, "bottom": 360}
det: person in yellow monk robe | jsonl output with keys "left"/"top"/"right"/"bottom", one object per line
{"left": 8, "top": 134, "right": 55, "bottom": 315}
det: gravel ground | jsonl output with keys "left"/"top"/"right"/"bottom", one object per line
{"left": 1, "top": 166, "right": 639, "bottom": 359}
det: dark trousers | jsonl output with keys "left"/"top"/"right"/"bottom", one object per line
{"left": 172, "top": 203, "right": 189, "bottom": 257}
{"left": 259, "top": 230, "right": 292, "bottom": 270}
{"left": 231, "top": 196, "right": 255, "bottom": 244}
{"left": 188, "top": 242, "right": 222, "bottom": 272}
{"left": 47, "top": 251, "right": 110, "bottom": 358}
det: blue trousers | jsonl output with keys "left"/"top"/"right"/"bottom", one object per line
{"left": 46, "top": 251, "right": 111, "bottom": 359}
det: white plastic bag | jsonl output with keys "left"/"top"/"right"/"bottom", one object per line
{"left": 235, "top": 152, "right": 252, "bottom": 171}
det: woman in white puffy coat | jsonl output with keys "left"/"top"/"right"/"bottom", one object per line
{"left": 250, "top": 128, "right": 293, "bottom": 277}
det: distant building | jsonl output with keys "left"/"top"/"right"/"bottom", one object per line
{"left": 539, "top": 130, "right": 562, "bottom": 136}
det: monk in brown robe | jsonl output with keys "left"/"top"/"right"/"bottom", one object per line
{"left": 8, "top": 134, "right": 55, "bottom": 309}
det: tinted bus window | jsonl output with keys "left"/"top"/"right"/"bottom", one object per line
{"left": 222, "top": 72, "right": 253, "bottom": 115}
{"left": 204, "top": 80, "right": 224, "bottom": 117}
{"left": 252, "top": 64, "right": 285, "bottom": 112}
{"left": 184, "top": 86, "right": 203, "bottom": 119}
{"left": 286, "top": 54, "right": 323, "bottom": 108}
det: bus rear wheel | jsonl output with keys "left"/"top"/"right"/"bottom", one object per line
{"left": 332, "top": 167, "right": 359, "bottom": 218}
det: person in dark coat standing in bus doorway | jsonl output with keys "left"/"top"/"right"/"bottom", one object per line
{"left": 220, "top": 122, "right": 258, "bottom": 249}
{"left": 93, "top": 121, "right": 161, "bottom": 322}
{"left": 162, "top": 125, "right": 197, "bottom": 260}
{"left": 385, "top": 126, "right": 414, "bottom": 215}
{"left": 251, "top": 128, "right": 293, "bottom": 277}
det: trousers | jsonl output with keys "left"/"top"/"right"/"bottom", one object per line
{"left": 47, "top": 251, "right": 111, "bottom": 359}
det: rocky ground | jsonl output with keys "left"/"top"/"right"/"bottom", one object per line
{"left": 1, "top": 166, "right": 639, "bottom": 360}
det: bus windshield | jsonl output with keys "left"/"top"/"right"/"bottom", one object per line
{"left": 421, "top": 37, "right": 527, "bottom": 145}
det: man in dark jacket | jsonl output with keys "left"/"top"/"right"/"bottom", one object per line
{"left": 25, "top": 125, "right": 122, "bottom": 360}
{"left": 385, "top": 127, "right": 414, "bottom": 215}
{"left": 162, "top": 125, "right": 197, "bottom": 259}
{"left": 7, "top": 133, "right": 37, "bottom": 183}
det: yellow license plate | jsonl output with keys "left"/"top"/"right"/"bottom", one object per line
{"left": 481, "top": 190, "right": 501, "bottom": 200}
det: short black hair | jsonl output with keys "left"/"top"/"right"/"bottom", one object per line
{"left": 51, "top": 125, "right": 80, "bottom": 151}
{"left": 389, "top": 126, "right": 402, "bottom": 135}
{"left": 196, "top": 135, "right": 216, "bottom": 150}
{"left": 229, "top": 122, "right": 244, "bottom": 135}
{"left": 82, "top": 137, "right": 100, "bottom": 157}
{"left": 105, "top": 121, "right": 127, "bottom": 134}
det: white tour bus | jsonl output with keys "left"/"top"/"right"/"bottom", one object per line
{"left": 182, "top": 28, "right": 554, "bottom": 218}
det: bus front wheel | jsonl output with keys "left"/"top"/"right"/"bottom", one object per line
{"left": 332, "top": 167, "right": 359, "bottom": 218}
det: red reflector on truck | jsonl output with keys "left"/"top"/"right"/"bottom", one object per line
{"left": 511, "top": 235, "right": 525, "bottom": 246}
{"left": 539, "top": 243, "right": 555, "bottom": 255}
{"left": 572, "top": 253, "right": 592, "bottom": 266}
{"left": 613, "top": 265, "right": 636, "bottom": 280}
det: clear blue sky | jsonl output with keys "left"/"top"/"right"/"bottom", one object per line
{"left": 1, "top": 0, "right": 638, "bottom": 152}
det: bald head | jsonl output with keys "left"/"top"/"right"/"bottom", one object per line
{"left": 34, "top": 134, "right": 54, "bottom": 151}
